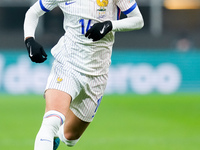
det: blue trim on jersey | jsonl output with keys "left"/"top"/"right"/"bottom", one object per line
{"left": 92, "top": 96, "right": 103, "bottom": 118}
{"left": 39, "top": 0, "right": 50, "bottom": 12}
{"left": 117, "top": 7, "right": 121, "bottom": 20}
{"left": 122, "top": 2, "right": 137, "bottom": 15}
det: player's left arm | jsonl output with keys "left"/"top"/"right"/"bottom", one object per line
{"left": 111, "top": 2, "right": 144, "bottom": 32}
{"left": 24, "top": 0, "right": 58, "bottom": 63}
{"left": 85, "top": 1, "right": 144, "bottom": 41}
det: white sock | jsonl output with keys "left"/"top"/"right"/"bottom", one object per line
{"left": 57, "top": 124, "right": 80, "bottom": 147}
{"left": 34, "top": 110, "right": 65, "bottom": 150}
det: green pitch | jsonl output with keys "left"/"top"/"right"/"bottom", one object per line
{"left": 0, "top": 94, "right": 200, "bottom": 150}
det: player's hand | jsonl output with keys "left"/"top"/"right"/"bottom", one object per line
{"left": 25, "top": 37, "right": 47, "bottom": 63}
{"left": 85, "top": 21, "right": 112, "bottom": 41}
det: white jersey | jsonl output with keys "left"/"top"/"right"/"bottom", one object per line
{"left": 33, "top": 0, "right": 138, "bottom": 75}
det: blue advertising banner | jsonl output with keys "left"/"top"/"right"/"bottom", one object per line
{"left": 108, "top": 50, "right": 200, "bottom": 94}
{"left": 0, "top": 49, "right": 199, "bottom": 95}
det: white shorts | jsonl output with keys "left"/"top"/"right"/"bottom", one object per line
{"left": 45, "top": 60, "right": 108, "bottom": 122}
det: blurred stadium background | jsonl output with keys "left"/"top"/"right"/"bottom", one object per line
{"left": 0, "top": 0, "right": 200, "bottom": 150}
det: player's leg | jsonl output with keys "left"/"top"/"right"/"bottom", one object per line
{"left": 44, "top": 89, "right": 90, "bottom": 148}
{"left": 57, "top": 74, "right": 108, "bottom": 147}
{"left": 34, "top": 89, "right": 71, "bottom": 150}
{"left": 44, "top": 89, "right": 71, "bottom": 116}
{"left": 57, "top": 109, "right": 90, "bottom": 147}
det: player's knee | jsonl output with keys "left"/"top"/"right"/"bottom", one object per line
{"left": 62, "top": 133, "right": 80, "bottom": 147}
{"left": 58, "top": 124, "right": 80, "bottom": 147}
{"left": 64, "top": 131, "right": 81, "bottom": 141}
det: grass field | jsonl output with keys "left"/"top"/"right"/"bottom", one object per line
{"left": 0, "top": 94, "right": 200, "bottom": 150}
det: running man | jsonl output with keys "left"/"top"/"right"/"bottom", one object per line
{"left": 24, "top": 0, "right": 144, "bottom": 149}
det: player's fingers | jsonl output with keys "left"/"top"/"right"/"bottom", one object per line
{"left": 86, "top": 33, "right": 91, "bottom": 39}
{"left": 30, "top": 53, "right": 46, "bottom": 63}
{"left": 41, "top": 47, "right": 47, "bottom": 58}
{"left": 85, "top": 30, "right": 91, "bottom": 37}
{"left": 88, "top": 33, "right": 93, "bottom": 39}
{"left": 88, "top": 30, "right": 97, "bottom": 39}
{"left": 86, "top": 26, "right": 95, "bottom": 37}
{"left": 93, "top": 36, "right": 100, "bottom": 41}
{"left": 37, "top": 54, "right": 47, "bottom": 63}
{"left": 35, "top": 57, "right": 47, "bottom": 63}
{"left": 37, "top": 57, "right": 47, "bottom": 63}
{"left": 91, "top": 32, "right": 101, "bottom": 41}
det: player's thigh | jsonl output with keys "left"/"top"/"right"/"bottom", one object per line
{"left": 45, "top": 89, "right": 72, "bottom": 116}
{"left": 63, "top": 109, "right": 90, "bottom": 140}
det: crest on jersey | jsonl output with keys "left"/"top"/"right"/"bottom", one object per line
{"left": 96, "top": 0, "right": 109, "bottom": 18}
{"left": 57, "top": 77, "right": 63, "bottom": 83}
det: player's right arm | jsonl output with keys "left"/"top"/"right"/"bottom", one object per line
{"left": 24, "top": 0, "right": 57, "bottom": 63}
{"left": 85, "top": 0, "right": 144, "bottom": 42}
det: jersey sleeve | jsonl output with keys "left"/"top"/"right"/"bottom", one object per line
{"left": 111, "top": 0, "right": 144, "bottom": 32}
{"left": 39, "top": 0, "right": 58, "bottom": 12}
{"left": 116, "top": 0, "right": 137, "bottom": 15}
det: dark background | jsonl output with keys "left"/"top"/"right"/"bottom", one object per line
{"left": 0, "top": 1, "right": 199, "bottom": 51}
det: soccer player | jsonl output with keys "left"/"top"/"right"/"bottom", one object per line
{"left": 23, "top": 0, "right": 144, "bottom": 149}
